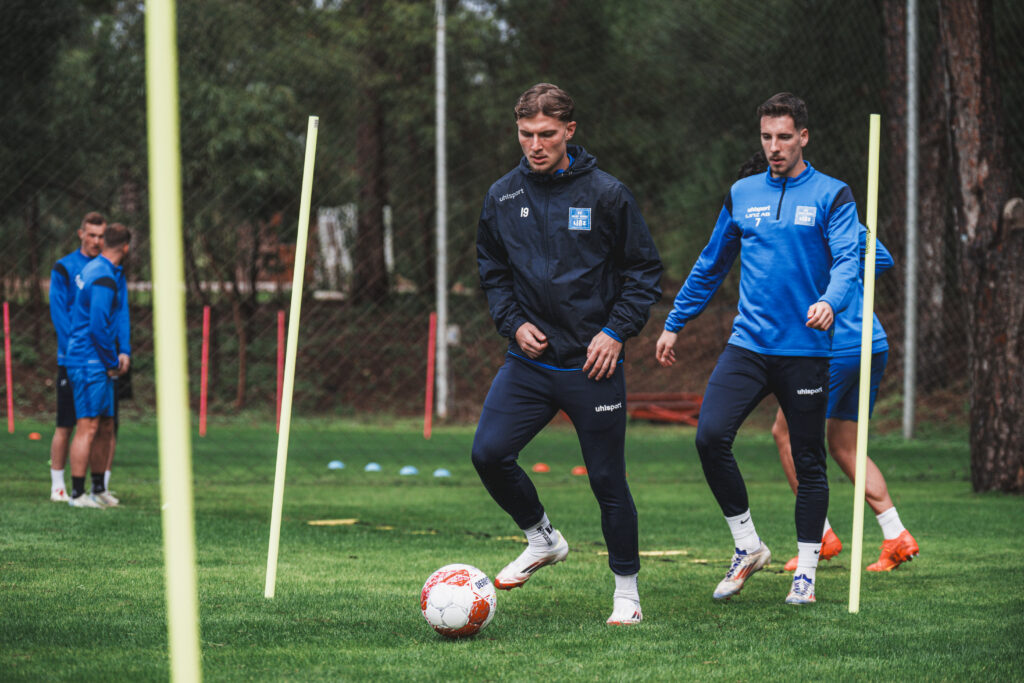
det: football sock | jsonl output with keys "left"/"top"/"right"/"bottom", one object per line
{"left": 613, "top": 572, "right": 640, "bottom": 603}
{"left": 822, "top": 517, "right": 832, "bottom": 537}
{"left": 524, "top": 514, "right": 556, "bottom": 549}
{"left": 51, "top": 469, "right": 65, "bottom": 491}
{"left": 876, "top": 506, "right": 906, "bottom": 540}
{"left": 796, "top": 542, "right": 821, "bottom": 582}
{"left": 104, "top": 470, "right": 111, "bottom": 491}
{"left": 725, "top": 509, "right": 761, "bottom": 553}
{"left": 71, "top": 476, "right": 86, "bottom": 499}
{"left": 91, "top": 473, "right": 106, "bottom": 494}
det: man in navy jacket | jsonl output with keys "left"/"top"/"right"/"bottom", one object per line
{"left": 473, "top": 83, "right": 662, "bottom": 625}
{"left": 656, "top": 93, "right": 860, "bottom": 605}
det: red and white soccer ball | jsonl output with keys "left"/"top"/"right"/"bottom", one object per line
{"left": 420, "top": 564, "right": 496, "bottom": 638}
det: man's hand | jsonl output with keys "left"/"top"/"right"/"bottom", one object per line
{"left": 583, "top": 330, "right": 623, "bottom": 380}
{"left": 107, "top": 368, "right": 119, "bottom": 378}
{"left": 117, "top": 353, "right": 131, "bottom": 375}
{"left": 805, "top": 301, "right": 834, "bottom": 331}
{"left": 514, "top": 322, "right": 549, "bottom": 359}
{"left": 655, "top": 330, "right": 679, "bottom": 367}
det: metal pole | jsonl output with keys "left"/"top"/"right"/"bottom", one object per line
{"left": 435, "top": 0, "right": 449, "bottom": 419}
{"left": 903, "top": 0, "right": 918, "bottom": 439}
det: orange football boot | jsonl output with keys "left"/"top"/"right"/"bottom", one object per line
{"left": 866, "top": 530, "right": 919, "bottom": 571}
{"left": 783, "top": 527, "right": 843, "bottom": 571}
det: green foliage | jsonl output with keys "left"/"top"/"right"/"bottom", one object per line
{"left": 3, "top": 420, "right": 1022, "bottom": 680}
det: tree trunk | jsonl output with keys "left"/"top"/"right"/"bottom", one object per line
{"left": 25, "top": 193, "right": 44, "bottom": 346}
{"left": 351, "top": 0, "right": 390, "bottom": 305}
{"left": 939, "top": 0, "right": 1024, "bottom": 492}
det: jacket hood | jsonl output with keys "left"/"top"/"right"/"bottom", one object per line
{"left": 516, "top": 145, "right": 597, "bottom": 182}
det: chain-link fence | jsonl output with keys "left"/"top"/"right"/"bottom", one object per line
{"left": 2, "top": 0, "right": 1022, "bottom": 440}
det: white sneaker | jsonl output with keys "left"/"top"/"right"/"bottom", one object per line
{"left": 606, "top": 596, "right": 643, "bottom": 625}
{"left": 713, "top": 541, "right": 771, "bottom": 600}
{"left": 94, "top": 491, "right": 120, "bottom": 507}
{"left": 785, "top": 573, "right": 816, "bottom": 604}
{"left": 494, "top": 530, "right": 569, "bottom": 590}
{"left": 50, "top": 488, "right": 70, "bottom": 502}
{"left": 68, "top": 493, "right": 105, "bottom": 509}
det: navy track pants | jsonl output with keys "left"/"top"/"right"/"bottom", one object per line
{"left": 695, "top": 344, "right": 829, "bottom": 543}
{"left": 471, "top": 355, "right": 639, "bottom": 575}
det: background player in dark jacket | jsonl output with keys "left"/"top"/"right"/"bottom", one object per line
{"left": 473, "top": 83, "right": 662, "bottom": 625}
{"left": 47, "top": 211, "right": 105, "bottom": 502}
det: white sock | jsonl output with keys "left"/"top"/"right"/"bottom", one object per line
{"left": 725, "top": 510, "right": 761, "bottom": 553}
{"left": 876, "top": 507, "right": 905, "bottom": 540}
{"left": 613, "top": 572, "right": 640, "bottom": 603}
{"left": 524, "top": 514, "right": 556, "bottom": 549}
{"left": 104, "top": 470, "right": 111, "bottom": 490}
{"left": 51, "top": 469, "right": 65, "bottom": 491}
{"left": 822, "top": 518, "right": 832, "bottom": 537}
{"left": 795, "top": 542, "right": 821, "bottom": 583}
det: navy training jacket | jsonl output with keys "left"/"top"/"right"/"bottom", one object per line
{"left": 477, "top": 145, "right": 663, "bottom": 370}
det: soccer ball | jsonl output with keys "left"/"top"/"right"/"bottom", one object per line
{"left": 420, "top": 564, "right": 496, "bottom": 638}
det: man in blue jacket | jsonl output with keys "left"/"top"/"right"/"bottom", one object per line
{"left": 771, "top": 228, "right": 919, "bottom": 574}
{"left": 656, "top": 93, "right": 860, "bottom": 605}
{"left": 48, "top": 212, "right": 105, "bottom": 502}
{"left": 64, "top": 223, "right": 131, "bottom": 508}
{"left": 473, "top": 83, "right": 662, "bottom": 625}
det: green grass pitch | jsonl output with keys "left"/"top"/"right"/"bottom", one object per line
{"left": 3, "top": 417, "right": 1022, "bottom": 681}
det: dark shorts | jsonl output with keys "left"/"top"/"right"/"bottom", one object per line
{"left": 827, "top": 351, "right": 888, "bottom": 421}
{"left": 56, "top": 366, "right": 77, "bottom": 428}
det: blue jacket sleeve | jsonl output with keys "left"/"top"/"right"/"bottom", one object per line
{"left": 665, "top": 204, "right": 741, "bottom": 332}
{"left": 88, "top": 279, "right": 120, "bottom": 370}
{"left": 818, "top": 195, "right": 860, "bottom": 315}
{"left": 865, "top": 232, "right": 895, "bottom": 277}
{"left": 50, "top": 266, "right": 71, "bottom": 355}
{"left": 603, "top": 186, "right": 663, "bottom": 340}
{"left": 477, "top": 197, "right": 528, "bottom": 340}
{"left": 116, "top": 275, "right": 131, "bottom": 356}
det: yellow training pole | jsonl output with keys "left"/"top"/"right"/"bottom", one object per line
{"left": 265, "top": 116, "right": 319, "bottom": 598}
{"left": 849, "top": 113, "right": 881, "bottom": 614}
{"left": 145, "top": 0, "right": 202, "bottom": 679}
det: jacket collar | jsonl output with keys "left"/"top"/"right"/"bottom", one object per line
{"left": 765, "top": 161, "right": 815, "bottom": 188}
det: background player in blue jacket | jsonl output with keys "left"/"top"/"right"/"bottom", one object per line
{"left": 64, "top": 223, "right": 131, "bottom": 508}
{"left": 473, "top": 83, "right": 662, "bottom": 625}
{"left": 771, "top": 224, "right": 919, "bottom": 574}
{"left": 656, "top": 93, "right": 860, "bottom": 605}
{"left": 47, "top": 211, "right": 105, "bottom": 502}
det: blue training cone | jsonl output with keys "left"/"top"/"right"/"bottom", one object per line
{"left": 399, "top": 465, "right": 419, "bottom": 476}
{"left": 433, "top": 468, "right": 451, "bottom": 478}
{"left": 364, "top": 462, "right": 382, "bottom": 472}
{"left": 327, "top": 460, "right": 345, "bottom": 470}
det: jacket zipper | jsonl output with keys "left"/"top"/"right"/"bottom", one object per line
{"left": 776, "top": 177, "right": 788, "bottom": 220}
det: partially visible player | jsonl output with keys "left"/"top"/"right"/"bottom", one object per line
{"left": 64, "top": 223, "right": 131, "bottom": 508}
{"left": 656, "top": 93, "right": 861, "bottom": 605}
{"left": 769, "top": 218, "right": 919, "bottom": 573}
{"left": 104, "top": 224, "right": 133, "bottom": 503}
{"left": 48, "top": 212, "right": 105, "bottom": 502}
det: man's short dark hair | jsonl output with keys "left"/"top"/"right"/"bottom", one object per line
{"left": 514, "top": 83, "right": 575, "bottom": 123}
{"left": 82, "top": 211, "right": 105, "bottom": 228}
{"left": 104, "top": 222, "right": 131, "bottom": 249}
{"left": 737, "top": 150, "right": 768, "bottom": 180}
{"left": 757, "top": 92, "right": 808, "bottom": 131}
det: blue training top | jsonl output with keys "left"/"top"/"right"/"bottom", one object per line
{"left": 50, "top": 249, "right": 93, "bottom": 365}
{"left": 665, "top": 162, "right": 860, "bottom": 357}
{"left": 65, "top": 255, "right": 126, "bottom": 371}
{"left": 830, "top": 226, "right": 893, "bottom": 357}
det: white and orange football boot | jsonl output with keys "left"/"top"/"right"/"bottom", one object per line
{"left": 713, "top": 541, "right": 771, "bottom": 600}
{"left": 494, "top": 530, "right": 569, "bottom": 590}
